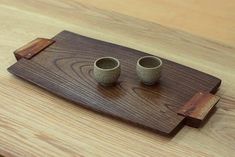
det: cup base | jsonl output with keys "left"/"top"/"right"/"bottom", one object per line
{"left": 142, "top": 82, "right": 156, "bottom": 86}
{"left": 141, "top": 80, "right": 161, "bottom": 86}
{"left": 99, "top": 82, "right": 116, "bottom": 87}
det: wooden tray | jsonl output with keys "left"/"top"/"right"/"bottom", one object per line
{"left": 7, "top": 31, "right": 221, "bottom": 136}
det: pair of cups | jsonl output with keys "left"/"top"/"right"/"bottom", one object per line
{"left": 94, "top": 56, "right": 163, "bottom": 86}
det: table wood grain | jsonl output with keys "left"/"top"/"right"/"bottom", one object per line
{"left": 0, "top": 0, "right": 235, "bottom": 157}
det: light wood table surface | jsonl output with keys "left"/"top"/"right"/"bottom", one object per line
{"left": 0, "top": 0, "right": 235, "bottom": 156}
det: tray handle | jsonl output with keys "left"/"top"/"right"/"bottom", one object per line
{"left": 177, "top": 91, "right": 220, "bottom": 127}
{"left": 14, "top": 38, "right": 55, "bottom": 60}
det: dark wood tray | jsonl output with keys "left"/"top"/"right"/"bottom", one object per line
{"left": 7, "top": 31, "right": 221, "bottom": 136}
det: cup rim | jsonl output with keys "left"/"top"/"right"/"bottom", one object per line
{"left": 94, "top": 57, "right": 120, "bottom": 71}
{"left": 137, "top": 56, "right": 162, "bottom": 69}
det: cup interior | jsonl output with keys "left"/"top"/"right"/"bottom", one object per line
{"left": 138, "top": 56, "right": 162, "bottom": 68}
{"left": 95, "top": 57, "right": 119, "bottom": 70}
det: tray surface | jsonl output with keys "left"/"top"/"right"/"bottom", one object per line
{"left": 8, "top": 31, "right": 221, "bottom": 135}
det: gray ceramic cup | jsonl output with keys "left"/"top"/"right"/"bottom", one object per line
{"left": 136, "top": 56, "right": 163, "bottom": 85}
{"left": 94, "top": 57, "right": 121, "bottom": 86}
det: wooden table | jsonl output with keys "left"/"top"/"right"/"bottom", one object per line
{"left": 0, "top": 1, "right": 234, "bottom": 156}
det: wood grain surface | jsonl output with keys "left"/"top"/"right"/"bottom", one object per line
{"left": 8, "top": 31, "right": 221, "bottom": 135}
{"left": 0, "top": 0, "right": 235, "bottom": 157}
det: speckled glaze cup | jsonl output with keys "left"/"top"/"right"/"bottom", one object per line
{"left": 94, "top": 57, "right": 121, "bottom": 86}
{"left": 136, "top": 56, "right": 163, "bottom": 85}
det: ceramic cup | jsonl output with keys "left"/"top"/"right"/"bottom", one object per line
{"left": 94, "top": 57, "right": 121, "bottom": 86}
{"left": 136, "top": 56, "right": 163, "bottom": 85}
